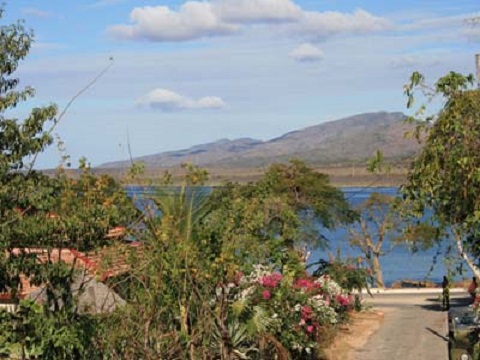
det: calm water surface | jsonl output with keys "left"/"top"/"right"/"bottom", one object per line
{"left": 308, "top": 187, "right": 470, "bottom": 286}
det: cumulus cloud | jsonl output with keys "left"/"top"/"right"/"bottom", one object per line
{"left": 109, "top": 1, "right": 390, "bottom": 42}
{"left": 294, "top": 9, "right": 391, "bottom": 39}
{"left": 136, "top": 88, "right": 226, "bottom": 111}
{"left": 213, "top": 0, "right": 302, "bottom": 23}
{"left": 109, "top": 3, "right": 237, "bottom": 41}
{"left": 289, "top": 43, "right": 324, "bottom": 62}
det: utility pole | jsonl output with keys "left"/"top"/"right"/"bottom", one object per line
{"left": 476, "top": 54, "right": 480, "bottom": 88}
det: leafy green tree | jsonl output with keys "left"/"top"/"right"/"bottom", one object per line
{"left": 0, "top": 8, "right": 137, "bottom": 358}
{"left": 402, "top": 71, "right": 480, "bottom": 278}
{"left": 0, "top": 7, "right": 57, "bottom": 237}
{"left": 261, "top": 160, "right": 356, "bottom": 231}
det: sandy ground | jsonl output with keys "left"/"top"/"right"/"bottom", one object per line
{"left": 322, "top": 310, "right": 385, "bottom": 360}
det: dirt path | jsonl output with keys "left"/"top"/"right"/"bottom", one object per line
{"left": 322, "top": 310, "right": 385, "bottom": 360}
{"left": 348, "top": 290, "right": 468, "bottom": 360}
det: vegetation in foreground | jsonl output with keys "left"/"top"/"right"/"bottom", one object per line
{"left": 2, "top": 5, "right": 480, "bottom": 360}
{"left": 0, "top": 11, "right": 369, "bottom": 358}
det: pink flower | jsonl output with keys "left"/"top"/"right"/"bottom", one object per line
{"left": 260, "top": 273, "right": 283, "bottom": 288}
{"left": 262, "top": 290, "right": 271, "bottom": 300}
{"left": 336, "top": 294, "right": 350, "bottom": 307}
{"left": 306, "top": 325, "right": 314, "bottom": 333}
{"left": 301, "top": 305, "right": 313, "bottom": 320}
{"left": 293, "top": 278, "right": 320, "bottom": 292}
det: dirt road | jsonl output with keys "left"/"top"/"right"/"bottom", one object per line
{"left": 351, "top": 290, "right": 469, "bottom": 360}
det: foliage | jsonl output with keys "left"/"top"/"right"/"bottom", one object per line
{"left": 0, "top": 6, "right": 56, "bottom": 239}
{"left": 0, "top": 7, "right": 138, "bottom": 359}
{"left": 402, "top": 71, "right": 480, "bottom": 277}
{"left": 97, "top": 167, "right": 218, "bottom": 359}
{"left": 0, "top": 299, "right": 100, "bottom": 360}
{"left": 347, "top": 193, "right": 400, "bottom": 288}
{"left": 225, "top": 265, "right": 354, "bottom": 359}
{"left": 0, "top": 6, "right": 357, "bottom": 359}
{"left": 311, "top": 258, "right": 371, "bottom": 295}
{"left": 261, "top": 160, "right": 357, "bottom": 230}
{"left": 346, "top": 192, "right": 437, "bottom": 288}
{"left": 202, "top": 160, "right": 355, "bottom": 270}
{"left": 97, "top": 162, "right": 355, "bottom": 359}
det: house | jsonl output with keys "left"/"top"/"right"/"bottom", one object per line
{"left": 0, "top": 229, "right": 141, "bottom": 313}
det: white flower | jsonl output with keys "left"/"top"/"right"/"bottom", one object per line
{"left": 309, "top": 295, "right": 328, "bottom": 310}
{"left": 238, "top": 286, "right": 255, "bottom": 300}
{"left": 315, "top": 275, "right": 342, "bottom": 297}
{"left": 242, "top": 264, "right": 274, "bottom": 285}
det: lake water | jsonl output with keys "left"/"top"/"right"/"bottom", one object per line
{"left": 308, "top": 187, "right": 471, "bottom": 286}
{"left": 126, "top": 186, "right": 471, "bottom": 286}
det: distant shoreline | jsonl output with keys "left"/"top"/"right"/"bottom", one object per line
{"left": 43, "top": 165, "right": 409, "bottom": 188}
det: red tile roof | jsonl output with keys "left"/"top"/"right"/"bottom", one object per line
{"left": 1, "top": 241, "right": 142, "bottom": 301}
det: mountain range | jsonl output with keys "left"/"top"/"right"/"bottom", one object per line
{"left": 100, "top": 112, "right": 420, "bottom": 169}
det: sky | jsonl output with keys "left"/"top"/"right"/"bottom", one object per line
{"left": 3, "top": 0, "right": 480, "bottom": 168}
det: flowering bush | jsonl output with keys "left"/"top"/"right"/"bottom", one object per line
{"left": 312, "top": 258, "right": 372, "bottom": 293}
{"left": 228, "top": 264, "right": 355, "bottom": 357}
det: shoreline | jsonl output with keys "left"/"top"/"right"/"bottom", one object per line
{"left": 48, "top": 165, "right": 409, "bottom": 188}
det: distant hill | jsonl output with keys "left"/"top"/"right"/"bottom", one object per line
{"left": 100, "top": 112, "right": 420, "bottom": 169}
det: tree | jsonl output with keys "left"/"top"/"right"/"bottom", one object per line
{"left": 348, "top": 192, "right": 436, "bottom": 288}
{"left": 348, "top": 193, "right": 399, "bottom": 288}
{"left": 0, "top": 8, "right": 137, "bottom": 358}
{"left": 204, "top": 160, "right": 355, "bottom": 272}
{"left": 402, "top": 71, "right": 480, "bottom": 278}
{"left": 261, "top": 160, "right": 356, "bottom": 231}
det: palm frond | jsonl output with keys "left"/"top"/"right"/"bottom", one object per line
{"left": 246, "top": 306, "right": 275, "bottom": 336}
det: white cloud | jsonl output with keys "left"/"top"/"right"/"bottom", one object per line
{"left": 136, "top": 88, "right": 226, "bottom": 111}
{"left": 463, "top": 27, "right": 480, "bottom": 42}
{"left": 213, "top": 0, "right": 302, "bottom": 23}
{"left": 21, "top": 7, "right": 56, "bottom": 18}
{"left": 109, "top": 3, "right": 237, "bottom": 42}
{"left": 289, "top": 43, "right": 324, "bottom": 62}
{"left": 399, "top": 14, "right": 467, "bottom": 31}
{"left": 294, "top": 9, "right": 391, "bottom": 39}
{"left": 109, "top": 1, "right": 390, "bottom": 42}
{"left": 195, "top": 96, "right": 227, "bottom": 109}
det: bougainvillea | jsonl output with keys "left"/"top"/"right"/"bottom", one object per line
{"left": 228, "top": 264, "right": 355, "bottom": 357}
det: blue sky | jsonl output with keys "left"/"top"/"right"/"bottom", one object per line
{"left": 4, "top": 0, "right": 480, "bottom": 168}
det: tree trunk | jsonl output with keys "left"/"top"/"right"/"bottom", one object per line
{"left": 371, "top": 254, "right": 385, "bottom": 289}
{"left": 454, "top": 229, "right": 480, "bottom": 279}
